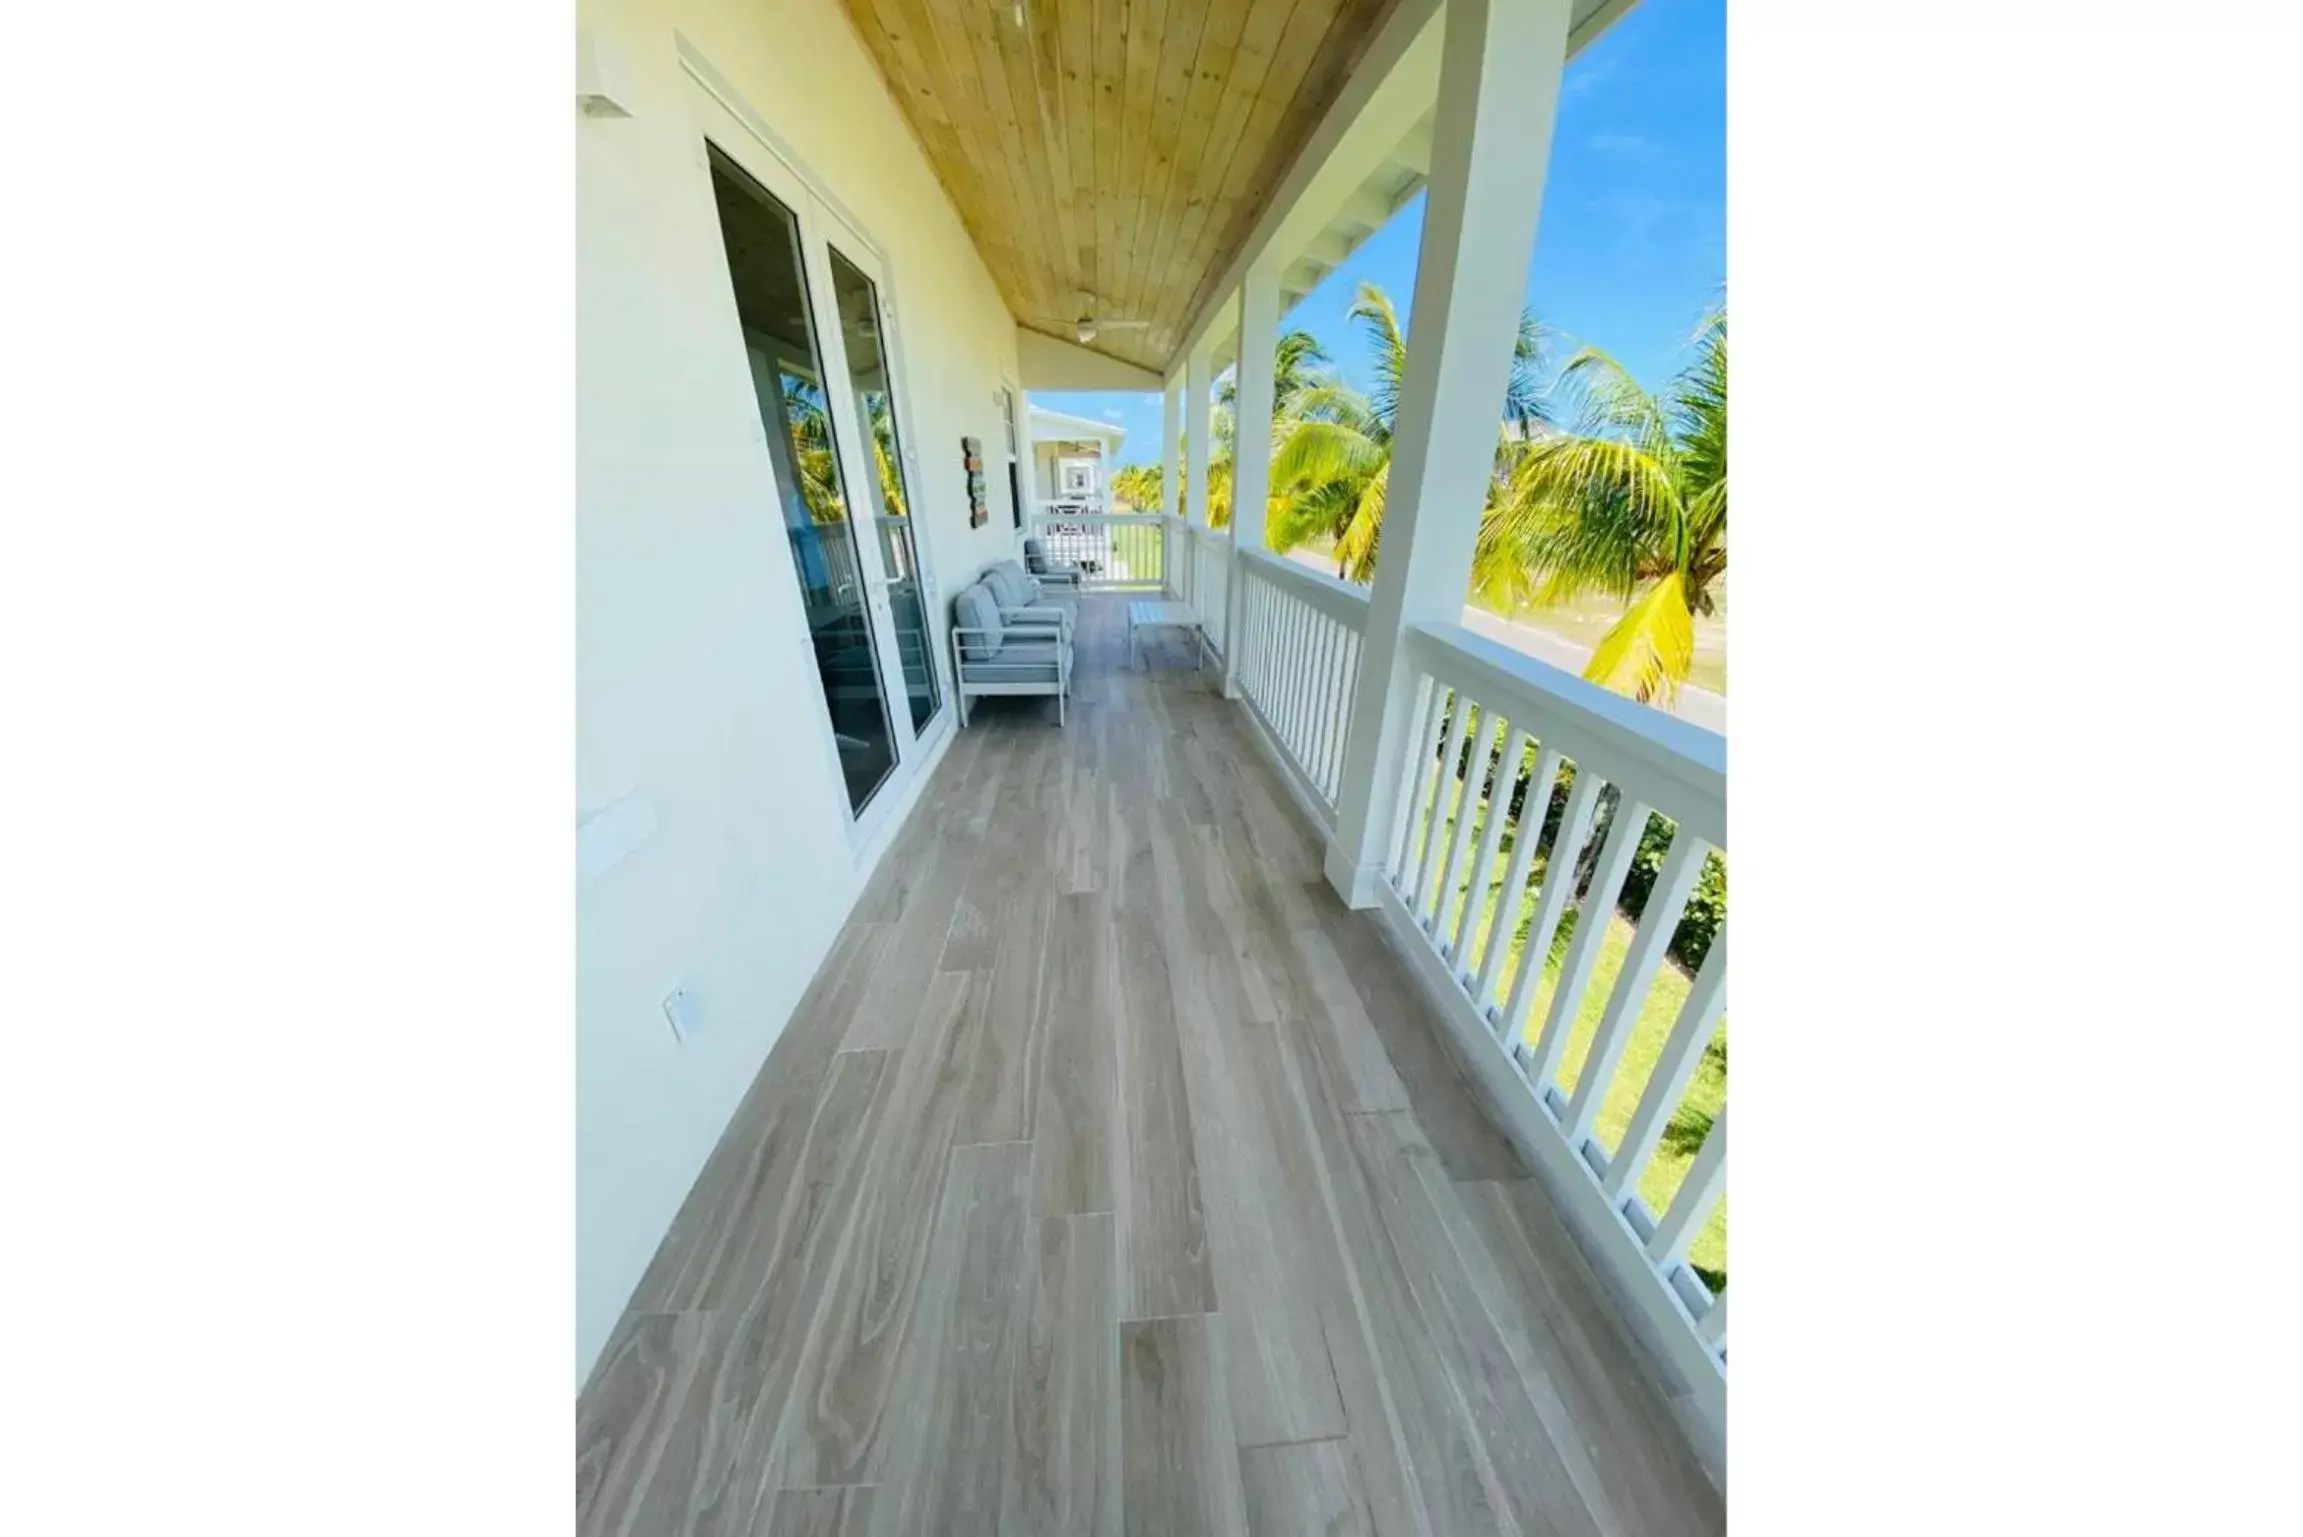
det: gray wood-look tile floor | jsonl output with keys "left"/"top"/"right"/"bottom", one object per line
{"left": 577, "top": 598, "right": 1724, "bottom": 1537}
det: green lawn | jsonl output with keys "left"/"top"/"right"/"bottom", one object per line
{"left": 1414, "top": 808, "right": 1728, "bottom": 1290}
{"left": 1282, "top": 535, "right": 1728, "bottom": 697}
{"left": 1492, "top": 587, "right": 1728, "bottom": 697}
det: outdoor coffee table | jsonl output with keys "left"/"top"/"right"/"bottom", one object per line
{"left": 1128, "top": 599, "right": 1207, "bottom": 673}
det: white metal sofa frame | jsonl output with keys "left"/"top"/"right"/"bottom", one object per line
{"left": 951, "top": 579, "right": 1073, "bottom": 727}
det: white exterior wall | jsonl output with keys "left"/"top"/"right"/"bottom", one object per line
{"left": 575, "top": 0, "right": 1021, "bottom": 1383}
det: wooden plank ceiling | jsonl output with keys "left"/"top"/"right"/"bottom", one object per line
{"left": 840, "top": 0, "right": 1399, "bottom": 373}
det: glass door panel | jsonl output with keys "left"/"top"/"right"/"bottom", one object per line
{"left": 825, "top": 247, "right": 941, "bottom": 734}
{"left": 703, "top": 143, "right": 900, "bottom": 816}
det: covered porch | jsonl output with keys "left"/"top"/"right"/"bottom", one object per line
{"left": 576, "top": 598, "right": 1723, "bottom": 1535}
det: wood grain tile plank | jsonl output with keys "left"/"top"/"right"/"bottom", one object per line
{"left": 1155, "top": 822, "right": 1345, "bottom": 1447}
{"left": 1001, "top": 1212, "right": 1123, "bottom": 1537}
{"left": 867, "top": 1141, "right": 1036, "bottom": 1537}
{"left": 1120, "top": 1313, "right": 1251, "bottom": 1537}
{"left": 1344, "top": 1110, "right": 1605, "bottom": 1537}
{"left": 1113, "top": 812, "right": 1217, "bottom": 1319}
{"left": 1270, "top": 1016, "right": 1509, "bottom": 1537}
{"left": 578, "top": 1310, "right": 717, "bottom": 1537}
{"left": 844, "top": 839, "right": 977, "bottom": 1050}
{"left": 1035, "top": 891, "right": 1119, "bottom": 1216}
{"left": 760, "top": 1485, "right": 877, "bottom": 1537}
{"left": 626, "top": 924, "right": 892, "bottom": 1314}
{"left": 1308, "top": 900, "right": 1526, "bottom": 1181}
{"left": 1454, "top": 1180, "right": 1725, "bottom": 1532}
{"left": 578, "top": 1048, "right": 904, "bottom": 1537}
{"left": 956, "top": 884, "right": 1054, "bottom": 1144}
{"left": 1238, "top": 1437, "right": 1374, "bottom": 1537}
{"left": 769, "top": 971, "right": 994, "bottom": 1486}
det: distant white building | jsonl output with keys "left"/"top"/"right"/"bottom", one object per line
{"left": 1026, "top": 404, "right": 1127, "bottom": 511}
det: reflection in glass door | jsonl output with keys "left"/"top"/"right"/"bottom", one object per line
{"left": 826, "top": 249, "right": 940, "bottom": 734}
{"left": 703, "top": 144, "right": 900, "bottom": 816}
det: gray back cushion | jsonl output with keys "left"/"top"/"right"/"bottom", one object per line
{"left": 954, "top": 583, "right": 1003, "bottom": 662}
{"left": 981, "top": 562, "right": 1021, "bottom": 608}
{"left": 990, "top": 559, "right": 1037, "bottom": 607}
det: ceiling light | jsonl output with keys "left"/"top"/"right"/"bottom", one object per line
{"left": 1075, "top": 320, "right": 1098, "bottom": 345}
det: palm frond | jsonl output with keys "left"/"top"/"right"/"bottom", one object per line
{"left": 1272, "top": 418, "right": 1386, "bottom": 491}
{"left": 1347, "top": 283, "right": 1407, "bottom": 430}
{"left": 1583, "top": 572, "right": 1696, "bottom": 703}
{"left": 1334, "top": 462, "right": 1389, "bottom": 582}
{"left": 1553, "top": 346, "right": 1673, "bottom": 455}
{"left": 1502, "top": 308, "right": 1554, "bottom": 435}
{"left": 1489, "top": 433, "right": 1684, "bottom": 599}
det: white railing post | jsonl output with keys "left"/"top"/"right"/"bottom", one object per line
{"left": 1161, "top": 370, "right": 1183, "bottom": 598}
{"left": 1319, "top": 0, "right": 1572, "bottom": 909}
{"left": 1016, "top": 394, "right": 1042, "bottom": 539}
{"left": 1183, "top": 341, "right": 1213, "bottom": 536}
{"left": 1223, "top": 265, "right": 1280, "bottom": 701}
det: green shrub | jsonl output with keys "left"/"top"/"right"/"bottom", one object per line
{"left": 1454, "top": 735, "right": 1726, "bottom": 975}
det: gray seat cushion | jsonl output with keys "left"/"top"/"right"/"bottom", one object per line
{"left": 967, "top": 640, "right": 1067, "bottom": 684}
{"left": 953, "top": 583, "right": 1003, "bottom": 662}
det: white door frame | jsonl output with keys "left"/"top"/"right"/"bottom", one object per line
{"left": 807, "top": 213, "right": 956, "bottom": 768}
{"left": 683, "top": 73, "right": 943, "bottom": 855}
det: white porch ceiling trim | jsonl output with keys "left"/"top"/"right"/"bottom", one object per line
{"left": 1175, "top": 0, "right": 1645, "bottom": 372}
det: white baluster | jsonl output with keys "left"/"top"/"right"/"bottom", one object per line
{"left": 1306, "top": 615, "right": 1340, "bottom": 797}
{"left": 1603, "top": 924, "right": 1725, "bottom": 1205}
{"left": 1697, "top": 1289, "right": 1725, "bottom": 1349}
{"left": 1452, "top": 724, "right": 1528, "bottom": 980}
{"left": 1387, "top": 676, "right": 1441, "bottom": 884}
{"left": 1647, "top": 1102, "right": 1725, "bottom": 1268}
{"left": 1499, "top": 763, "right": 1604, "bottom": 1047}
{"left": 1562, "top": 832, "right": 1710, "bottom": 1151}
{"left": 1476, "top": 744, "right": 1561, "bottom": 1018}
{"left": 1285, "top": 597, "right": 1311, "bottom": 758}
{"left": 1293, "top": 602, "right": 1317, "bottom": 762}
{"left": 1521, "top": 794, "right": 1653, "bottom": 1100}
{"left": 1330, "top": 627, "right": 1358, "bottom": 799}
{"left": 1409, "top": 692, "right": 1474, "bottom": 910}
{"left": 1433, "top": 710, "right": 1504, "bottom": 943}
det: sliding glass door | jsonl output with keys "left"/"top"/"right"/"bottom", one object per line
{"left": 691, "top": 82, "right": 949, "bottom": 838}
{"left": 825, "top": 245, "right": 940, "bottom": 735}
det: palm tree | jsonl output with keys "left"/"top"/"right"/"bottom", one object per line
{"left": 780, "top": 375, "right": 847, "bottom": 525}
{"left": 1108, "top": 463, "right": 1163, "bottom": 512}
{"left": 1486, "top": 312, "right": 1725, "bottom": 703}
{"left": 1188, "top": 329, "right": 1333, "bottom": 529}
{"left": 1266, "top": 282, "right": 1548, "bottom": 581}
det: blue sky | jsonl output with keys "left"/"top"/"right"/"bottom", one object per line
{"left": 1039, "top": 0, "right": 1724, "bottom": 469}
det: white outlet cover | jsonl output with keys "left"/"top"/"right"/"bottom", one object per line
{"left": 662, "top": 986, "right": 700, "bottom": 1043}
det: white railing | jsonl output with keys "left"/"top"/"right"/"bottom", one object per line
{"left": 1232, "top": 549, "right": 1370, "bottom": 816}
{"left": 1189, "top": 525, "right": 1232, "bottom": 657}
{"left": 1030, "top": 513, "right": 1166, "bottom": 590}
{"left": 1379, "top": 619, "right": 1727, "bottom": 1372}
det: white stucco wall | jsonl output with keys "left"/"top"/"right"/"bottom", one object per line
{"left": 575, "top": 0, "right": 1021, "bottom": 1383}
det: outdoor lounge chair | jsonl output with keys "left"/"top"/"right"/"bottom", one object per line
{"left": 1021, "top": 535, "right": 1086, "bottom": 589}
{"left": 982, "top": 558, "right": 1077, "bottom": 640}
{"left": 952, "top": 579, "right": 1072, "bottom": 727}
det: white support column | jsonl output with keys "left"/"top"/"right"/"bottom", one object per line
{"left": 1223, "top": 265, "right": 1280, "bottom": 700}
{"left": 1321, "top": 0, "right": 1572, "bottom": 908}
{"left": 1015, "top": 392, "right": 1041, "bottom": 542}
{"left": 1161, "top": 370, "right": 1183, "bottom": 597}
{"left": 1183, "top": 342, "right": 1213, "bottom": 532}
